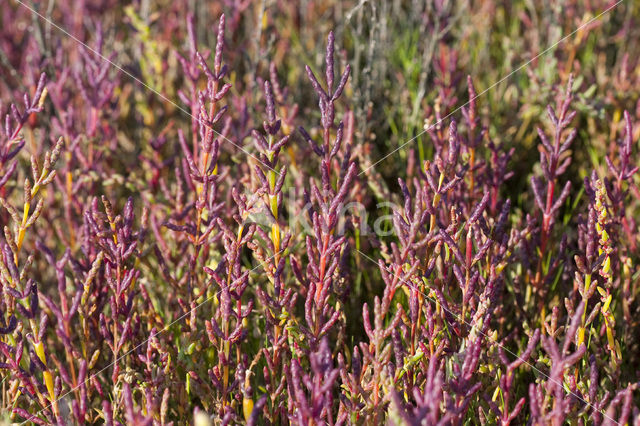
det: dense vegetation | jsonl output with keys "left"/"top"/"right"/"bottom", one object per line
{"left": 1, "top": 0, "right": 639, "bottom": 424}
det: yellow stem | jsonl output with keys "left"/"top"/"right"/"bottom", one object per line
{"left": 577, "top": 274, "right": 591, "bottom": 346}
